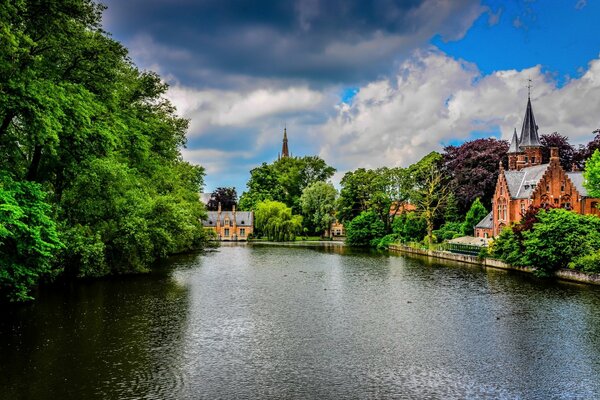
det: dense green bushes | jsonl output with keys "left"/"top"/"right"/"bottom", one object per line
{"left": 345, "top": 211, "right": 386, "bottom": 247}
{"left": 492, "top": 209, "right": 600, "bottom": 276}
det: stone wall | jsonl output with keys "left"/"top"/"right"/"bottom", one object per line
{"left": 389, "top": 243, "right": 600, "bottom": 285}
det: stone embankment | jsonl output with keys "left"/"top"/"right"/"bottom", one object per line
{"left": 389, "top": 243, "right": 600, "bottom": 286}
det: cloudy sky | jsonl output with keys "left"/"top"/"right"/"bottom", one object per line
{"left": 102, "top": 0, "right": 600, "bottom": 192}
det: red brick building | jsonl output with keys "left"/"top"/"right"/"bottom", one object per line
{"left": 475, "top": 96, "right": 600, "bottom": 238}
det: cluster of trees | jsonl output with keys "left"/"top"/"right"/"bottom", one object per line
{"left": 0, "top": 1, "right": 209, "bottom": 301}
{"left": 238, "top": 156, "right": 336, "bottom": 240}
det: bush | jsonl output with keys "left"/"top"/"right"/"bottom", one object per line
{"left": 433, "top": 221, "right": 463, "bottom": 241}
{"left": 392, "top": 212, "right": 426, "bottom": 242}
{"left": 569, "top": 250, "right": 600, "bottom": 274}
{"left": 373, "top": 234, "right": 398, "bottom": 250}
{"left": 346, "top": 211, "right": 386, "bottom": 247}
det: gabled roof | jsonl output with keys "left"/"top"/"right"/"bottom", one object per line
{"left": 202, "top": 211, "right": 254, "bottom": 227}
{"left": 507, "top": 128, "right": 521, "bottom": 153}
{"left": 475, "top": 211, "right": 493, "bottom": 229}
{"left": 503, "top": 164, "right": 549, "bottom": 199}
{"left": 519, "top": 97, "right": 541, "bottom": 148}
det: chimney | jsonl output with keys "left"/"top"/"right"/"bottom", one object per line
{"left": 550, "top": 147, "right": 560, "bottom": 166}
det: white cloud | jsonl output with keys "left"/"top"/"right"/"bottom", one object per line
{"left": 316, "top": 49, "right": 600, "bottom": 177}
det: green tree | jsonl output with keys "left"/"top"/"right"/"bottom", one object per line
{"left": 584, "top": 149, "right": 600, "bottom": 198}
{"left": 461, "top": 198, "right": 488, "bottom": 236}
{"left": 412, "top": 163, "right": 450, "bottom": 247}
{"left": 392, "top": 212, "right": 427, "bottom": 242}
{"left": 345, "top": 211, "right": 386, "bottom": 247}
{"left": 300, "top": 182, "right": 337, "bottom": 235}
{"left": 0, "top": 173, "right": 63, "bottom": 301}
{"left": 254, "top": 200, "right": 303, "bottom": 241}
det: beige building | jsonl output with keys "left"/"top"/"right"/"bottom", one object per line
{"left": 202, "top": 203, "right": 254, "bottom": 241}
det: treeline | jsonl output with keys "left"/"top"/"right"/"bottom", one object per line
{"left": 0, "top": 1, "right": 209, "bottom": 301}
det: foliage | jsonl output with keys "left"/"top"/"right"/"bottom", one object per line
{"left": 569, "top": 250, "right": 600, "bottom": 274}
{"left": 0, "top": 173, "right": 63, "bottom": 301}
{"left": 373, "top": 234, "right": 398, "bottom": 250}
{"left": 574, "top": 129, "right": 600, "bottom": 167}
{"left": 207, "top": 187, "right": 237, "bottom": 211}
{"left": 411, "top": 161, "right": 451, "bottom": 248}
{"left": 239, "top": 156, "right": 335, "bottom": 213}
{"left": 442, "top": 139, "right": 509, "bottom": 213}
{"left": 461, "top": 198, "right": 488, "bottom": 236}
{"left": 300, "top": 181, "right": 337, "bottom": 235}
{"left": 433, "top": 221, "right": 463, "bottom": 242}
{"left": 392, "top": 212, "right": 427, "bottom": 242}
{"left": 345, "top": 211, "right": 386, "bottom": 247}
{"left": 492, "top": 209, "right": 600, "bottom": 276}
{"left": 540, "top": 132, "right": 576, "bottom": 171}
{"left": 254, "top": 200, "right": 302, "bottom": 241}
{"left": 0, "top": 1, "right": 210, "bottom": 299}
{"left": 443, "top": 192, "right": 461, "bottom": 223}
{"left": 584, "top": 149, "right": 600, "bottom": 198}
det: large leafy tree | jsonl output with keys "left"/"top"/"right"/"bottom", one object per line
{"left": 461, "top": 198, "right": 488, "bottom": 236}
{"left": 254, "top": 200, "right": 302, "bottom": 241}
{"left": 540, "top": 132, "right": 576, "bottom": 171}
{"left": 0, "top": 1, "right": 210, "bottom": 300}
{"left": 239, "top": 156, "right": 335, "bottom": 213}
{"left": 207, "top": 187, "right": 237, "bottom": 211}
{"left": 442, "top": 138, "right": 509, "bottom": 213}
{"left": 584, "top": 149, "right": 600, "bottom": 198}
{"left": 300, "top": 181, "right": 337, "bottom": 235}
{"left": 345, "top": 211, "right": 386, "bottom": 247}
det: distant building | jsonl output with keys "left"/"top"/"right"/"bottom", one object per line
{"left": 329, "top": 221, "right": 346, "bottom": 241}
{"left": 202, "top": 203, "right": 254, "bottom": 241}
{"left": 475, "top": 94, "right": 600, "bottom": 238}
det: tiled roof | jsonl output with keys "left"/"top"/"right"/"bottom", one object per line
{"left": 475, "top": 211, "right": 493, "bottom": 229}
{"left": 202, "top": 211, "right": 253, "bottom": 227}
{"left": 519, "top": 97, "right": 541, "bottom": 148}
{"left": 507, "top": 128, "right": 520, "bottom": 153}
{"left": 503, "top": 164, "right": 549, "bottom": 199}
{"left": 566, "top": 172, "right": 588, "bottom": 197}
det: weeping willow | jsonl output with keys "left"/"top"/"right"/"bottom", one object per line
{"left": 255, "top": 200, "right": 303, "bottom": 241}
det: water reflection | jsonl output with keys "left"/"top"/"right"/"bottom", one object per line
{"left": 1, "top": 244, "right": 600, "bottom": 399}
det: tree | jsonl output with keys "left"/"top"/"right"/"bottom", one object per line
{"left": 412, "top": 164, "right": 451, "bottom": 247}
{"left": 0, "top": 173, "right": 63, "bottom": 301}
{"left": 443, "top": 192, "right": 461, "bottom": 223}
{"left": 207, "top": 187, "right": 237, "bottom": 211}
{"left": 337, "top": 168, "right": 380, "bottom": 223}
{"left": 584, "top": 149, "right": 600, "bottom": 198}
{"left": 461, "top": 198, "right": 488, "bottom": 236}
{"left": 540, "top": 132, "right": 575, "bottom": 171}
{"left": 254, "top": 200, "right": 302, "bottom": 241}
{"left": 574, "top": 129, "right": 600, "bottom": 167}
{"left": 345, "top": 211, "right": 385, "bottom": 247}
{"left": 392, "top": 212, "right": 427, "bottom": 242}
{"left": 300, "top": 182, "right": 337, "bottom": 235}
{"left": 239, "top": 156, "right": 335, "bottom": 213}
{"left": 442, "top": 138, "right": 509, "bottom": 212}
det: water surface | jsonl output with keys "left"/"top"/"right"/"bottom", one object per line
{"left": 1, "top": 243, "right": 600, "bottom": 399}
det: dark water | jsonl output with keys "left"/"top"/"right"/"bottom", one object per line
{"left": 1, "top": 243, "right": 600, "bottom": 399}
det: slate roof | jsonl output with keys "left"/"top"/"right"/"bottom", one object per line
{"left": 475, "top": 211, "right": 493, "bottom": 229}
{"left": 519, "top": 97, "right": 541, "bottom": 148}
{"left": 503, "top": 164, "right": 549, "bottom": 199}
{"left": 507, "top": 128, "right": 521, "bottom": 153}
{"left": 566, "top": 172, "right": 588, "bottom": 197}
{"left": 202, "top": 211, "right": 253, "bottom": 227}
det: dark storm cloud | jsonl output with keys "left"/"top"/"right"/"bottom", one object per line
{"left": 102, "top": 0, "right": 483, "bottom": 87}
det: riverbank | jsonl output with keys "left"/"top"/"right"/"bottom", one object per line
{"left": 389, "top": 243, "right": 600, "bottom": 286}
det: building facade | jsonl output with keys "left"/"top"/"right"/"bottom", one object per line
{"left": 476, "top": 96, "right": 600, "bottom": 238}
{"left": 202, "top": 203, "right": 254, "bottom": 241}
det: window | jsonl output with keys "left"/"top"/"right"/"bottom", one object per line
{"left": 229, "top": 219, "right": 233, "bottom": 227}
{"left": 546, "top": 185, "right": 550, "bottom": 192}
{"left": 561, "top": 182, "right": 565, "bottom": 192}
{"left": 484, "top": 233, "right": 488, "bottom": 239}
{"left": 224, "top": 228, "right": 230, "bottom": 237}
{"left": 500, "top": 186, "right": 503, "bottom": 195}
{"left": 531, "top": 156, "right": 535, "bottom": 163}
{"left": 562, "top": 203, "right": 571, "bottom": 210}
{"left": 240, "top": 228, "right": 245, "bottom": 237}
{"left": 520, "top": 201, "right": 526, "bottom": 216}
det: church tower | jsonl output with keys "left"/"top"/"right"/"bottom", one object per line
{"left": 280, "top": 126, "right": 289, "bottom": 159}
{"left": 508, "top": 87, "right": 542, "bottom": 171}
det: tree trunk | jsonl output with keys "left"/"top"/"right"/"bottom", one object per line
{"left": 0, "top": 111, "right": 15, "bottom": 141}
{"left": 26, "top": 144, "right": 42, "bottom": 181}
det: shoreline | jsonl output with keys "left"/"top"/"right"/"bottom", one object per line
{"left": 389, "top": 243, "right": 600, "bottom": 286}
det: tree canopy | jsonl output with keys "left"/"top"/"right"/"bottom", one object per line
{"left": 300, "top": 181, "right": 337, "bottom": 235}
{"left": 207, "top": 187, "right": 238, "bottom": 211}
{"left": 0, "top": 0, "right": 209, "bottom": 301}
{"left": 254, "top": 200, "right": 302, "bottom": 241}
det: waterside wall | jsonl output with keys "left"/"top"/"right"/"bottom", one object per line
{"left": 389, "top": 243, "right": 600, "bottom": 286}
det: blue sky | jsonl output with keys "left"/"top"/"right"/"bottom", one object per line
{"left": 102, "top": 0, "right": 600, "bottom": 193}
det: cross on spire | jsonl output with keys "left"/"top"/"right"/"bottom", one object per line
{"left": 527, "top": 77, "right": 532, "bottom": 99}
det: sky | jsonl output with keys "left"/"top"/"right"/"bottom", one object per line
{"left": 101, "top": 0, "right": 600, "bottom": 193}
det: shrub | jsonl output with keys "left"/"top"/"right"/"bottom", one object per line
{"left": 346, "top": 211, "right": 386, "bottom": 247}
{"left": 569, "top": 250, "right": 600, "bottom": 274}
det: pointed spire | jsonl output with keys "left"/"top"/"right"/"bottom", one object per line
{"left": 508, "top": 128, "right": 520, "bottom": 153}
{"left": 518, "top": 96, "right": 541, "bottom": 148}
{"left": 281, "top": 126, "right": 289, "bottom": 158}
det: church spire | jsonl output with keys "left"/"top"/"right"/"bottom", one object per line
{"left": 281, "top": 126, "right": 289, "bottom": 158}
{"left": 518, "top": 92, "right": 541, "bottom": 148}
{"left": 508, "top": 128, "right": 520, "bottom": 153}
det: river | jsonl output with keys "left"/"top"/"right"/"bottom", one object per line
{"left": 1, "top": 243, "right": 600, "bottom": 399}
